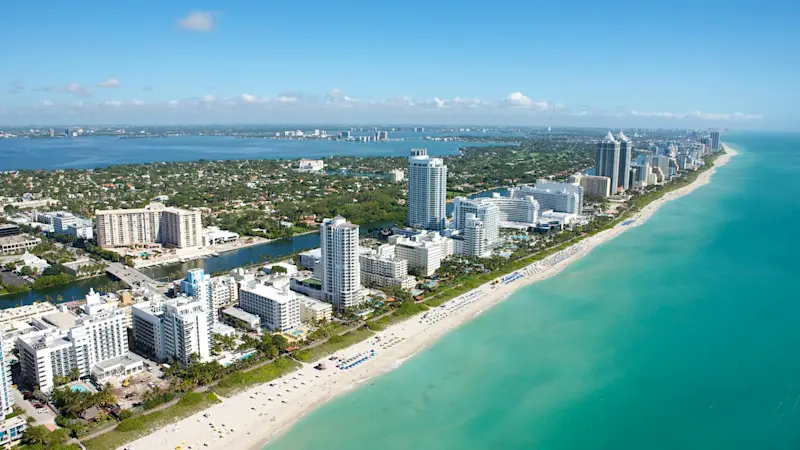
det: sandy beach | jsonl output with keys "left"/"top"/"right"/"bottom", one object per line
{"left": 122, "top": 146, "right": 736, "bottom": 450}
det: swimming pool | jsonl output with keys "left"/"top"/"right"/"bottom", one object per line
{"left": 71, "top": 385, "right": 89, "bottom": 393}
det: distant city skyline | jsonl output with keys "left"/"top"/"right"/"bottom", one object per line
{"left": 1, "top": 1, "right": 796, "bottom": 129}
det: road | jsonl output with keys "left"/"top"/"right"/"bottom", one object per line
{"left": 106, "top": 262, "right": 160, "bottom": 288}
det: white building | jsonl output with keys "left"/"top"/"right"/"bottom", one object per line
{"left": 320, "top": 216, "right": 362, "bottom": 310}
{"left": 201, "top": 226, "right": 239, "bottom": 246}
{"left": 18, "top": 306, "right": 129, "bottom": 392}
{"left": 132, "top": 297, "right": 210, "bottom": 364}
{"left": 239, "top": 281, "right": 301, "bottom": 332}
{"left": 95, "top": 203, "right": 202, "bottom": 249}
{"left": 299, "top": 248, "right": 322, "bottom": 276}
{"left": 298, "top": 159, "right": 325, "bottom": 172}
{"left": 17, "top": 251, "right": 50, "bottom": 273}
{"left": 0, "top": 333, "right": 13, "bottom": 416}
{"left": 407, "top": 148, "right": 447, "bottom": 230}
{"left": 51, "top": 212, "right": 80, "bottom": 234}
{"left": 359, "top": 245, "right": 416, "bottom": 290}
{"left": 163, "top": 298, "right": 211, "bottom": 364}
{"left": 299, "top": 297, "right": 333, "bottom": 324}
{"left": 67, "top": 223, "right": 93, "bottom": 240}
{"left": 464, "top": 214, "right": 492, "bottom": 257}
{"left": 221, "top": 307, "right": 261, "bottom": 331}
{"left": 509, "top": 180, "right": 583, "bottom": 215}
{"left": 649, "top": 155, "right": 671, "bottom": 182}
{"left": 452, "top": 197, "right": 500, "bottom": 248}
{"left": 181, "top": 269, "right": 238, "bottom": 329}
{"left": 388, "top": 169, "right": 405, "bottom": 183}
{"left": 388, "top": 231, "right": 452, "bottom": 277}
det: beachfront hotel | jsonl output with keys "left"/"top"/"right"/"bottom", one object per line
{"left": 18, "top": 306, "right": 132, "bottom": 392}
{"left": 388, "top": 231, "right": 452, "bottom": 277}
{"left": 596, "top": 131, "right": 621, "bottom": 192}
{"left": 95, "top": 202, "right": 202, "bottom": 248}
{"left": 509, "top": 181, "right": 583, "bottom": 215}
{"left": 132, "top": 297, "right": 210, "bottom": 364}
{"left": 320, "top": 216, "right": 363, "bottom": 311}
{"left": 569, "top": 174, "right": 612, "bottom": 199}
{"left": 239, "top": 280, "right": 301, "bottom": 332}
{"left": 359, "top": 245, "right": 416, "bottom": 290}
{"left": 407, "top": 148, "right": 447, "bottom": 230}
{"left": 181, "top": 269, "right": 239, "bottom": 329}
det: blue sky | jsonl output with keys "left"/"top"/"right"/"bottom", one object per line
{"left": 1, "top": 0, "right": 797, "bottom": 128}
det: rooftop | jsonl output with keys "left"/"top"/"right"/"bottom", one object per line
{"left": 42, "top": 311, "right": 78, "bottom": 330}
{"left": 94, "top": 352, "right": 144, "bottom": 371}
{"left": 222, "top": 306, "right": 261, "bottom": 323}
{"left": 242, "top": 282, "right": 297, "bottom": 304}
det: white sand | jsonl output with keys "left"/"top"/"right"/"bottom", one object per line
{"left": 122, "top": 146, "right": 736, "bottom": 450}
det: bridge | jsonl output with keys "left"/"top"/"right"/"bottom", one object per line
{"left": 105, "top": 262, "right": 161, "bottom": 288}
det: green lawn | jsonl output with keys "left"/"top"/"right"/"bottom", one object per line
{"left": 212, "top": 357, "right": 301, "bottom": 398}
{"left": 82, "top": 392, "right": 220, "bottom": 450}
{"left": 293, "top": 328, "right": 374, "bottom": 362}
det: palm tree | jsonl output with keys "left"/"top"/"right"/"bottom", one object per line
{"left": 22, "top": 425, "right": 50, "bottom": 445}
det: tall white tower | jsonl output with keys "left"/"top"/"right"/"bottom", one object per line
{"left": 595, "top": 132, "right": 621, "bottom": 194}
{"left": 320, "top": 216, "right": 362, "bottom": 311}
{"left": 407, "top": 148, "right": 447, "bottom": 230}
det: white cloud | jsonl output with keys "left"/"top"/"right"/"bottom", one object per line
{"left": 131, "top": 98, "right": 145, "bottom": 106}
{"left": 42, "top": 100, "right": 54, "bottom": 107}
{"left": 630, "top": 110, "right": 762, "bottom": 120}
{"left": 177, "top": 11, "right": 215, "bottom": 32}
{"left": 62, "top": 82, "right": 92, "bottom": 97}
{"left": 275, "top": 95, "right": 299, "bottom": 104}
{"left": 240, "top": 93, "right": 261, "bottom": 104}
{"left": 96, "top": 78, "right": 120, "bottom": 88}
{"left": 202, "top": 94, "right": 215, "bottom": 103}
{"left": 503, "top": 92, "right": 551, "bottom": 110}
{"left": 168, "top": 100, "right": 180, "bottom": 107}
{"left": 104, "top": 100, "right": 123, "bottom": 106}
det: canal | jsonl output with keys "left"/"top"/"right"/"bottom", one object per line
{"left": 0, "top": 187, "right": 511, "bottom": 309}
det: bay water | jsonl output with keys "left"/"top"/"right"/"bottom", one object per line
{"left": 266, "top": 132, "right": 800, "bottom": 450}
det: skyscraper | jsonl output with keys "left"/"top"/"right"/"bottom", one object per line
{"left": 617, "top": 131, "right": 633, "bottom": 191}
{"left": 710, "top": 131, "right": 720, "bottom": 151}
{"left": 320, "top": 216, "right": 362, "bottom": 311}
{"left": 407, "top": 148, "right": 447, "bottom": 230}
{"left": 595, "top": 132, "right": 621, "bottom": 194}
{"left": 0, "top": 333, "right": 13, "bottom": 416}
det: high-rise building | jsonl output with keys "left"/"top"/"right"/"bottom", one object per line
{"left": 320, "top": 217, "right": 362, "bottom": 310}
{"left": 452, "top": 197, "right": 500, "bottom": 249}
{"left": 132, "top": 297, "right": 210, "bottom": 364}
{"left": 577, "top": 175, "right": 612, "bottom": 198}
{"left": 359, "top": 245, "right": 416, "bottom": 290}
{"left": 407, "top": 148, "right": 447, "bottom": 230}
{"left": 0, "top": 333, "right": 13, "bottom": 416}
{"left": 239, "top": 280, "right": 301, "bottom": 332}
{"left": 181, "top": 269, "right": 238, "bottom": 330}
{"left": 95, "top": 203, "right": 202, "bottom": 248}
{"left": 510, "top": 180, "right": 583, "bottom": 215}
{"left": 710, "top": 131, "right": 720, "bottom": 151}
{"left": 617, "top": 132, "right": 633, "bottom": 191}
{"left": 649, "top": 155, "right": 671, "bottom": 181}
{"left": 464, "top": 214, "right": 491, "bottom": 257}
{"left": 19, "top": 307, "right": 130, "bottom": 392}
{"left": 595, "top": 132, "right": 621, "bottom": 193}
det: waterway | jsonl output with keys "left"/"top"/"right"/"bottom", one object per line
{"left": 0, "top": 185, "right": 511, "bottom": 309}
{"left": 0, "top": 134, "right": 501, "bottom": 171}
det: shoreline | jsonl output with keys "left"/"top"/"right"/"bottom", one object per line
{"left": 121, "top": 146, "right": 737, "bottom": 450}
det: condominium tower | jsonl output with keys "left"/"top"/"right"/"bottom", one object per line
{"left": 407, "top": 148, "right": 447, "bottom": 230}
{"left": 320, "top": 217, "right": 362, "bottom": 311}
{"left": 95, "top": 203, "right": 202, "bottom": 248}
{"left": 617, "top": 131, "right": 633, "bottom": 191}
{"left": 595, "top": 131, "right": 621, "bottom": 194}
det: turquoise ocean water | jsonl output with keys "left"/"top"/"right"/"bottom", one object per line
{"left": 266, "top": 132, "right": 800, "bottom": 450}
